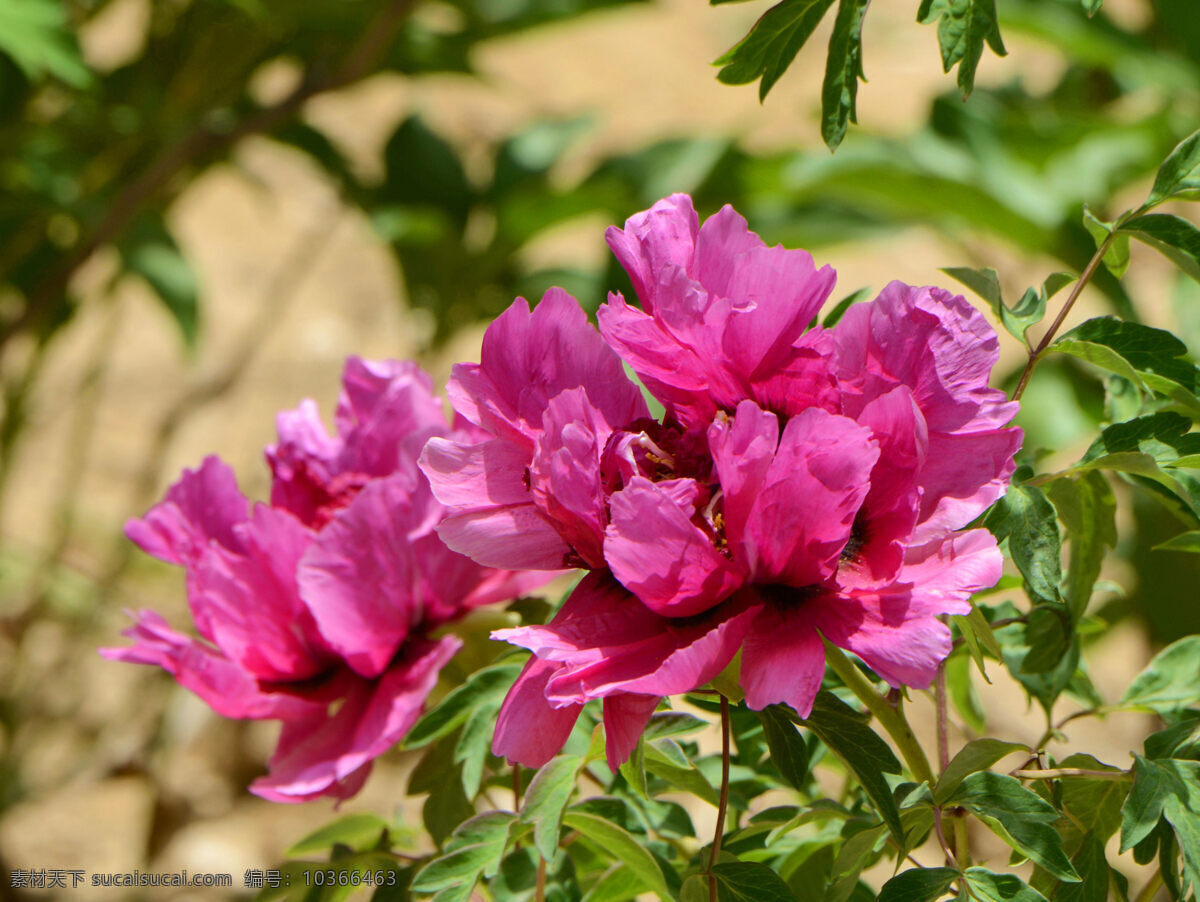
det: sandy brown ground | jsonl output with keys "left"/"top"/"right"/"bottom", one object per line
{"left": 0, "top": 0, "right": 1175, "bottom": 898}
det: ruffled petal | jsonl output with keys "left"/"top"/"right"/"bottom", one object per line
{"left": 99, "top": 610, "right": 323, "bottom": 721}
{"left": 446, "top": 289, "right": 648, "bottom": 446}
{"left": 604, "top": 477, "right": 744, "bottom": 616}
{"left": 913, "top": 427, "right": 1024, "bottom": 541}
{"left": 495, "top": 573, "right": 754, "bottom": 702}
{"left": 250, "top": 637, "right": 460, "bottom": 802}
{"left": 125, "top": 456, "right": 249, "bottom": 568}
{"left": 605, "top": 193, "right": 699, "bottom": 312}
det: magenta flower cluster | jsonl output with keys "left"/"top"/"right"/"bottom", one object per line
{"left": 107, "top": 194, "right": 1020, "bottom": 800}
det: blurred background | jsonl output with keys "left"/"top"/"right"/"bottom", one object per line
{"left": 1, "top": 0, "right": 1199, "bottom": 897}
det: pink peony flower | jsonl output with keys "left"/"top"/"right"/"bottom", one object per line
{"left": 422, "top": 195, "right": 1021, "bottom": 769}
{"left": 104, "top": 358, "right": 544, "bottom": 802}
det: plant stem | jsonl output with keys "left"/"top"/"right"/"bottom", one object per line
{"left": 536, "top": 854, "right": 546, "bottom": 902}
{"left": 825, "top": 644, "right": 936, "bottom": 787}
{"left": 709, "top": 695, "right": 732, "bottom": 902}
{"left": 1011, "top": 767, "right": 1131, "bottom": 780}
{"left": 952, "top": 816, "right": 971, "bottom": 868}
{"left": 1012, "top": 231, "right": 1115, "bottom": 401}
{"left": 1134, "top": 870, "right": 1163, "bottom": 902}
{"left": 513, "top": 765, "right": 523, "bottom": 810}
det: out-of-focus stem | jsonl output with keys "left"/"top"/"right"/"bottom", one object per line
{"left": 708, "top": 695, "right": 731, "bottom": 902}
{"left": 825, "top": 644, "right": 935, "bottom": 787}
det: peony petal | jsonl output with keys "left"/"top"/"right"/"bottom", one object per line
{"left": 707, "top": 400, "right": 779, "bottom": 554}
{"left": 496, "top": 573, "right": 755, "bottom": 702}
{"left": 492, "top": 657, "right": 584, "bottom": 769}
{"left": 250, "top": 637, "right": 460, "bottom": 802}
{"left": 913, "top": 427, "right": 1023, "bottom": 540}
{"left": 437, "top": 505, "right": 573, "bottom": 571}
{"left": 447, "top": 289, "right": 648, "bottom": 446}
{"left": 739, "top": 600, "right": 826, "bottom": 718}
{"left": 604, "top": 476, "right": 744, "bottom": 616}
{"left": 125, "top": 456, "right": 249, "bottom": 568}
{"left": 99, "top": 610, "right": 324, "bottom": 721}
{"left": 603, "top": 693, "right": 661, "bottom": 770}
{"left": 529, "top": 388, "right": 612, "bottom": 568}
{"left": 192, "top": 505, "right": 332, "bottom": 682}
{"left": 605, "top": 193, "right": 699, "bottom": 312}
{"left": 298, "top": 474, "right": 429, "bottom": 679}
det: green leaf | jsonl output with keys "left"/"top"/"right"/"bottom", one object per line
{"left": 1146, "top": 129, "right": 1200, "bottom": 207}
{"left": 943, "top": 267, "right": 1070, "bottom": 346}
{"left": 1081, "top": 0, "right": 1102, "bottom": 16}
{"left": 286, "top": 814, "right": 390, "bottom": 857}
{"left": 561, "top": 810, "right": 672, "bottom": 901}
{"left": 820, "top": 0, "right": 870, "bottom": 151}
{"left": 1119, "top": 635, "right": 1200, "bottom": 713}
{"left": 946, "top": 772, "right": 1080, "bottom": 882}
{"left": 1155, "top": 530, "right": 1200, "bottom": 552}
{"left": 1083, "top": 205, "right": 1132, "bottom": 279}
{"left": 406, "top": 661, "right": 522, "bottom": 749}
{"left": 916, "top": 0, "right": 1006, "bottom": 96}
{"left": 1057, "top": 754, "right": 1129, "bottom": 845}
{"left": 454, "top": 702, "right": 496, "bottom": 799}
{"left": 619, "top": 736, "right": 649, "bottom": 799}
{"left": 822, "top": 286, "right": 872, "bottom": 327}
{"left": 933, "top": 739, "right": 1027, "bottom": 804}
{"left": 120, "top": 219, "right": 200, "bottom": 349}
{"left": 1055, "top": 833, "right": 1110, "bottom": 902}
{"left": 714, "top": 0, "right": 836, "bottom": 100}
{"left": 520, "top": 754, "right": 582, "bottom": 861}
{"left": 381, "top": 116, "right": 472, "bottom": 227}
{"left": 642, "top": 711, "right": 708, "bottom": 741}
{"left": 644, "top": 740, "right": 721, "bottom": 806}
{"left": 0, "top": 0, "right": 90, "bottom": 86}
{"left": 877, "top": 867, "right": 958, "bottom": 902}
{"left": 985, "top": 484, "right": 1063, "bottom": 605}
{"left": 757, "top": 705, "right": 811, "bottom": 790}
{"left": 710, "top": 861, "right": 801, "bottom": 902}
{"left": 1120, "top": 755, "right": 1200, "bottom": 895}
{"left": 583, "top": 863, "right": 652, "bottom": 902}
{"left": 1120, "top": 213, "right": 1200, "bottom": 283}
{"left": 1145, "top": 715, "right": 1200, "bottom": 761}
{"left": 941, "top": 266, "right": 1001, "bottom": 306}
{"left": 1045, "top": 471, "right": 1117, "bottom": 617}
{"left": 413, "top": 812, "right": 513, "bottom": 892}
{"left": 802, "top": 690, "right": 904, "bottom": 843}
{"left": 962, "top": 868, "right": 1048, "bottom": 901}
{"left": 946, "top": 652, "right": 987, "bottom": 732}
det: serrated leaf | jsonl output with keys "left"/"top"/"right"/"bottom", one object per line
{"left": 934, "top": 739, "right": 1027, "bottom": 804}
{"left": 710, "top": 861, "right": 801, "bottom": 902}
{"left": 985, "top": 484, "right": 1063, "bottom": 605}
{"left": 757, "top": 705, "right": 811, "bottom": 790}
{"left": 820, "top": 0, "right": 870, "bottom": 151}
{"left": 916, "top": 0, "right": 1006, "bottom": 96}
{"left": 286, "top": 814, "right": 390, "bottom": 857}
{"left": 877, "top": 866, "right": 958, "bottom": 902}
{"left": 947, "top": 772, "right": 1080, "bottom": 882}
{"left": 1147, "top": 129, "right": 1200, "bottom": 208}
{"left": 1120, "top": 754, "right": 1200, "bottom": 894}
{"left": 0, "top": 0, "right": 90, "bottom": 86}
{"left": 962, "top": 868, "right": 1048, "bottom": 901}
{"left": 715, "top": 0, "right": 836, "bottom": 100}
{"left": 406, "top": 661, "right": 522, "bottom": 749}
{"left": 413, "top": 813, "right": 512, "bottom": 892}
{"left": 520, "top": 754, "right": 582, "bottom": 861}
{"left": 802, "top": 690, "right": 904, "bottom": 844}
{"left": 1119, "top": 636, "right": 1200, "bottom": 713}
{"left": 562, "top": 810, "right": 672, "bottom": 901}
{"left": 1121, "top": 212, "right": 1200, "bottom": 283}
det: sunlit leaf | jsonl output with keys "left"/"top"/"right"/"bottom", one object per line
{"left": 821, "top": 0, "right": 870, "bottom": 151}
{"left": 1120, "top": 212, "right": 1200, "bottom": 283}
{"left": 962, "top": 868, "right": 1048, "bottom": 901}
{"left": 934, "top": 739, "right": 1027, "bottom": 804}
{"left": 714, "top": 0, "right": 836, "bottom": 100}
{"left": 1146, "top": 129, "right": 1200, "bottom": 207}
{"left": 916, "top": 0, "right": 1006, "bottom": 96}
{"left": 878, "top": 866, "right": 958, "bottom": 902}
{"left": 1119, "top": 635, "right": 1200, "bottom": 713}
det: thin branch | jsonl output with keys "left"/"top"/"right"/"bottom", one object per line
{"left": 1011, "top": 767, "right": 1131, "bottom": 781}
{"left": 0, "top": 0, "right": 417, "bottom": 353}
{"left": 1011, "top": 231, "right": 1115, "bottom": 401}
{"left": 708, "top": 695, "right": 732, "bottom": 902}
